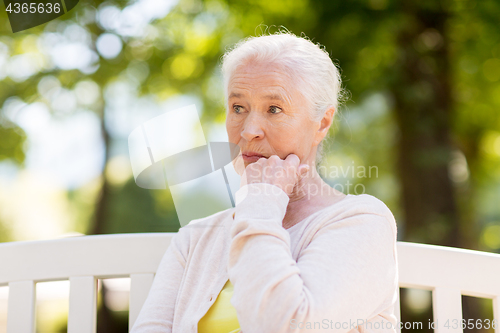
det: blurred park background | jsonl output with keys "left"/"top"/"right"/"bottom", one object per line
{"left": 0, "top": 0, "right": 499, "bottom": 332}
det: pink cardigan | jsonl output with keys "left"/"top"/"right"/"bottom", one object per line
{"left": 131, "top": 183, "right": 399, "bottom": 333}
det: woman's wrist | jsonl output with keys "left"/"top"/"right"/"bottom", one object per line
{"left": 235, "top": 182, "right": 288, "bottom": 205}
{"left": 233, "top": 183, "right": 290, "bottom": 222}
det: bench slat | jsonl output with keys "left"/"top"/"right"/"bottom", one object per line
{"left": 432, "top": 287, "right": 463, "bottom": 333}
{"left": 0, "top": 233, "right": 175, "bottom": 286}
{"left": 7, "top": 280, "right": 35, "bottom": 333}
{"left": 129, "top": 273, "right": 155, "bottom": 330}
{"left": 395, "top": 290, "right": 401, "bottom": 333}
{"left": 2, "top": 237, "right": 500, "bottom": 332}
{"left": 68, "top": 276, "right": 97, "bottom": 333}
{"left": 398, "top": 242, "right": 500, "bottom": 298}
{"left": 493, "top": 295, "right": 500, "bottom": 333}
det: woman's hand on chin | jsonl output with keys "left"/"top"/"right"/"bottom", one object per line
{"left": 240, "top": 153, "right": 310, "bottom": 197}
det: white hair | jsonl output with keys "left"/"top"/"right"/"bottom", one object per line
{"left": 220, "top": 29, "right": 345, "bottom": 165}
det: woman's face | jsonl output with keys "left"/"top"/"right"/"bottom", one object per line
{"left": 226, "top": 60, "right": 324, "bottom": 174}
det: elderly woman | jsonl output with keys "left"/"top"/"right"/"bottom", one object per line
{"left": 131, "top": 31, "right": 398, "bottom": 333}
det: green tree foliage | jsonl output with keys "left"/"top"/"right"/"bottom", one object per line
{"left": 0, "top": 121, "right": 25, "bottom": 164}
{"left": 1, "top": 0, "right": 500, "bottom": 329}
{"left": 0, "top": 0, "right": 498, "bottom": 249}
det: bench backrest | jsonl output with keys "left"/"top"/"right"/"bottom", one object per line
{"left": 1, "top": 233, "right": 499, "bottom": 333}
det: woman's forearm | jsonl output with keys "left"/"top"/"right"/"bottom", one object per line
{"left": 130, "top": 227, "right": 190, "bottom": 332}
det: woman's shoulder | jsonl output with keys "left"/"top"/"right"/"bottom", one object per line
{"left": 301, "top": 192, "right": 397, "bottom": 236}
{"left": 340, "top": 193, "right": 395, "bottom": 219}
{"left": 288, "top": 192, "right": 398, "bottom": 261}
{"left": 328, "top": 193, "right": 397, "bottom": 237}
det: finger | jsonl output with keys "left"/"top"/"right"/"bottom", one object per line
{"left": 284, "top": 153, "right": 300, "bottom": 166}
{"left": 298, "top": 164, "right": 310, "bottom": 175}
{"left": 284, "top": 154, "right": 302, "bottom": 178}
{"left": 281, "top": 155, "right": 297, "bottom": 182}
{"left": 268, "top": 155, "right": 281, "bottom": 164}
{"left": 258, "top": 156, "right": 268, "bottom": 163}
{"left": 295, "top": 165, "right": 309, "bottom": 184}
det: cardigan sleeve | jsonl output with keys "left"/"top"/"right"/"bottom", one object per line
{"left": 130, "top": 226, "right": 190, "bottom": 333}
{"left": 228, "top": 183, "right": 397, "bottom": 333}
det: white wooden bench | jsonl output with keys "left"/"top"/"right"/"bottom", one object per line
{"left": 1, "top": 233, "right": 499, "bottom": 333}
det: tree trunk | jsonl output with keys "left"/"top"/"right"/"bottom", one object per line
{"left": 392, "top": 2, "right": 482, "bottom": 331}
{"left": 89, "top": 107, "right": 120, "bottom": 332}
{"left": 97, "top": 282, "right": 122, "bottom": 333}
{"left": 89, "top": 112, "right": 111, "bottom": 236}
{"left": 392, "top": 2, "right": 460, "bottom": 248}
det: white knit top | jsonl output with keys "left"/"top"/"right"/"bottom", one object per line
{"left": 131, "top": 182, "right": 399, "bottom": 333}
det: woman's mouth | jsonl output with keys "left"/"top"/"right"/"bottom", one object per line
{"left": 242, "top": 152, "right": 266, "bottom": 162}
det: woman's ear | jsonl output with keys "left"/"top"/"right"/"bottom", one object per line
{"left": 314, "top": 106, "right": 335, "bottom": 145}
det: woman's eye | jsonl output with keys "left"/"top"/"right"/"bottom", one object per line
{"left": 233, "top": 105, "right": 244, "bottom": 113}
{"left": 269, "top": 106, "right": 282, "bottom": 114}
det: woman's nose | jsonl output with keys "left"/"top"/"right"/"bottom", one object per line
{"left": 240, "top": 113, "right": 265, "bottom": 142}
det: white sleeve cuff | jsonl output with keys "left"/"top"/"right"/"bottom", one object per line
{"left": 233, "top": 183, "right": 290, "bottom": 221}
